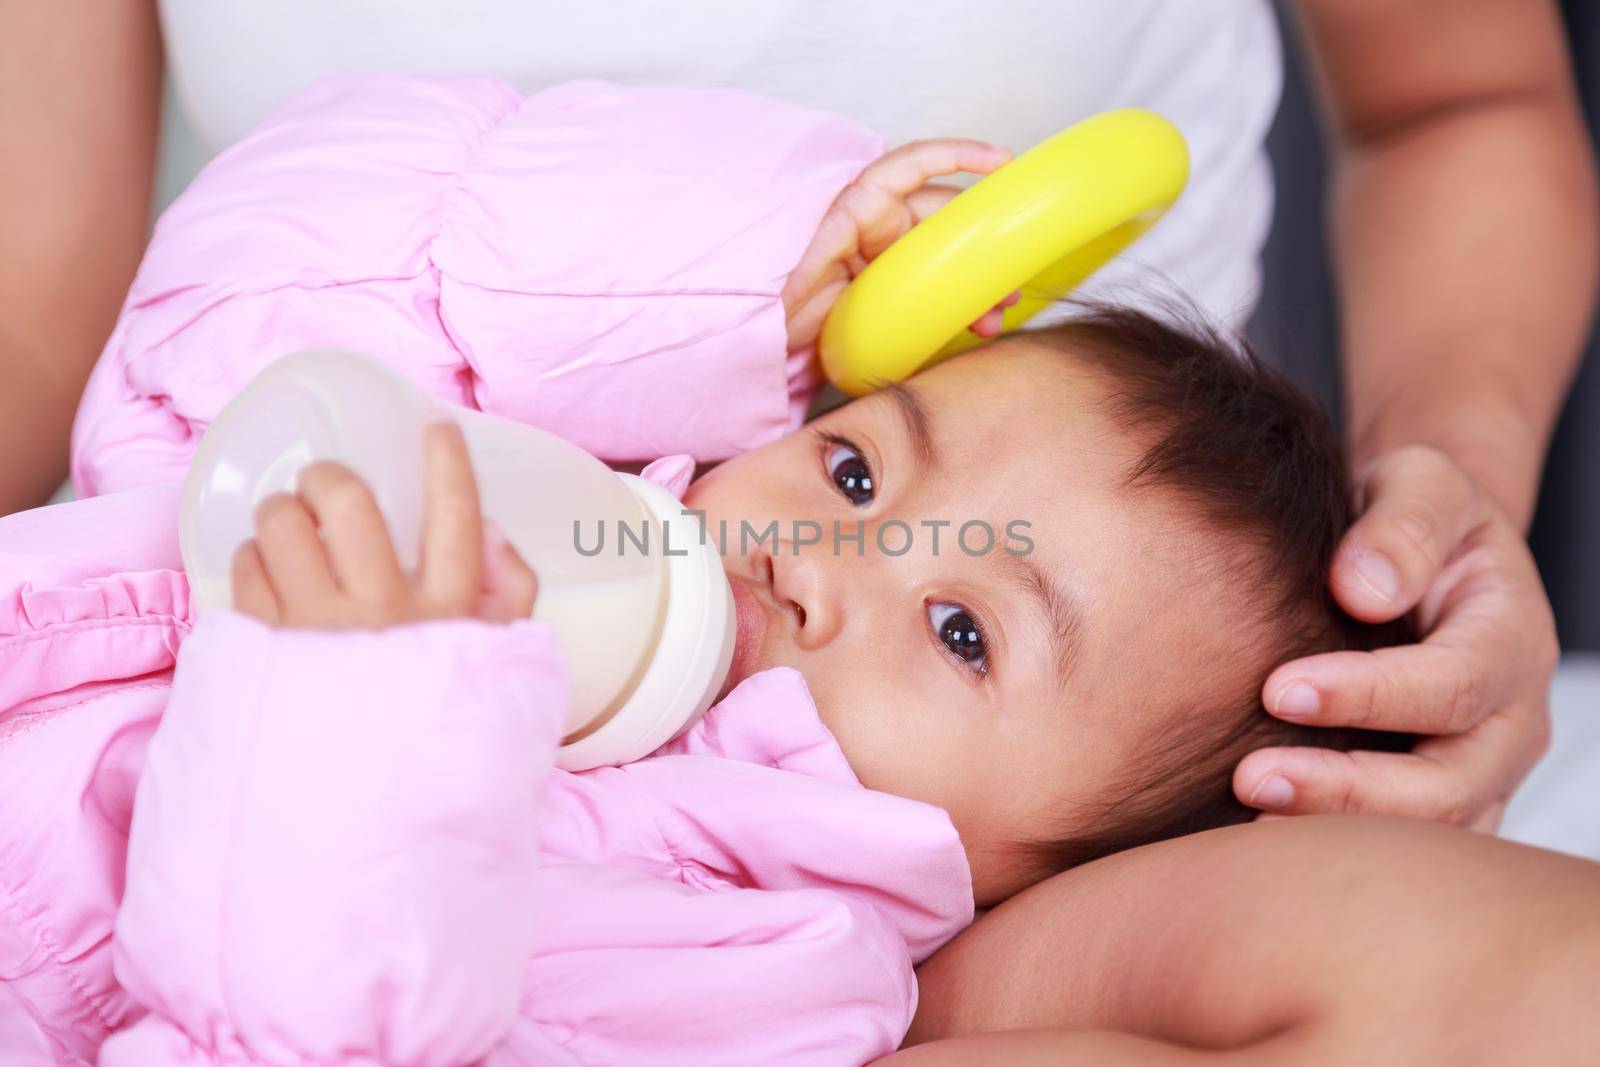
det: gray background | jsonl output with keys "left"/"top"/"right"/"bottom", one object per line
{"left": 1248, "top": 1, "right": 1599, "bottom": 652}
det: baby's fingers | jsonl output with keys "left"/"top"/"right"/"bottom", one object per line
{"left": 904, "top": 183, "right": 961, "bottom": 224}
{"left": 478, "top": 521, "right": 540, "bottom": 622}
{"left": 849, "top": 143, "right": 1011, "bottom": 261}
{"left": 253, "top": 492, "right": 339, "bottom": 614}
{"left": 857, "top": 139, "right": 1013, "bottom": 200}
{"left": 968, "top": 290, "right": 1022, "bottom": 338}
{"left": 420, "top": 418, "right": 485, "bottom": 613}
{"left": 295, "top": 461, "right": 405, "bottom": 605}
{"left": 969, "top": 308, "right": 1005, "bottom": 338}
{"left": 230, "top": 540, "right": 281, "bottom": 624}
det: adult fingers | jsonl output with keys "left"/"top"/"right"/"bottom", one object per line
{"left": 1263, "top": 526, "right": 1555, "bottom": 736}
{"left": 1233, "top": 743, "right": 1492, "bottom": 824}
{"left": 229, "top": 540, "right": 281, "bottom": 625}
{"left": 1262, "top": 624, "right": 1518, "bottom": 737}
{"left": 1235, "top": 747, "right": 1469, "bottom": 821}
{"left": 419, "top": 418, "right": 484, "bottom": 612}
{"left": 1472, "top": 799, "right": 1508, "bottom": 834}
{"left": 252, "top": 492, "right": 338, "bottom": 611}
{"left": 1332, "top": 445, "right": 1489, "bottom": 623}
{"left": 1234, "top": 700, "right": 1547, "bottom": 824}
{"left": 295, "top": 461, "right": 405, "bottom": 604}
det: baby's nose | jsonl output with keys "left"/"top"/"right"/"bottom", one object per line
{"left": 769, "top": 540, "right": 844, "bottom": 649}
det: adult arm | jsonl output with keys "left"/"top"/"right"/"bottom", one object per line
{"left": 899, "top": 817, "right": 1600, "bottom": 1064}
{"left": 1236, "top": 0, "right": 1594, "bottom": 827}
{"left": 0, "top": 0, "right": 161, "bottom": 514}
{"left": 1302, "top": 0, "right": 1596, "bottom": 526}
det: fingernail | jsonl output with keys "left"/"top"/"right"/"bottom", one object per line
{"left": 1272, "top": 681, "right": 1320, "bottom": 720}
{"left": 1248, "top": 772, "right": 1295, "bottom": 809}
{"left": 1351, "top": 551, "right": 1400, "bottom": 604}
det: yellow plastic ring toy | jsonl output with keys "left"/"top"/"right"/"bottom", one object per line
{"left": 819, "top": 108, "right": 1190, "bottom": 396}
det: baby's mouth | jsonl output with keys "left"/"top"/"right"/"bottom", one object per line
{"left": 719, "top": 573, "right": 771, "bottom": 702}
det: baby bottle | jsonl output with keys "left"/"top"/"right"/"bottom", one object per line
{"left": 179, "top": 348, "right": 734, "bottom": 771}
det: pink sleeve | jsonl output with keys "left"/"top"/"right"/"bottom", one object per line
{"left": 498, "top": 864, "right": 917, "bottom": 1065}
{"left": 73, "top": 76, "right": 884, "bottom": 497}
{"left": 99, "top": 611, "right": 570, "bottom": 1067}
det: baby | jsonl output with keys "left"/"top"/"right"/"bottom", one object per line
{"left": 227, "top": 305, "right": 1407, "bottom": 912}
{"left": 0, "top": 76, "right": 1402, "bottom": 1066}
{"left": 689, "top": 310, "right": 1411, "bottom": 900}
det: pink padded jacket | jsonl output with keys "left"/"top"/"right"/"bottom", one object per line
{"left": 72, "top": 73, "right": 880, "bottom": 496}
{"left": 1, "top": 76, "right": 974, "bottom": 1065}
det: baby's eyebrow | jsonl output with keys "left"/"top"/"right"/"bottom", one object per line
{"left": 879, "top": 381, "right": 939, "bottom": 471}
{"left": 994, "top": 545, "right": 1082, "bottom": 696}
{"left": 878, "top": 379, "right": 1079, "bottom": 688}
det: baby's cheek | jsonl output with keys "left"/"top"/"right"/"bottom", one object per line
{"left": 814, "top": 672, "right": 968, "bottom": 809}
{"left": 805, "top": 671, "right": 898, "bottom": 782}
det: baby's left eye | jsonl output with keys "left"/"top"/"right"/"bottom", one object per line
{"left": 928, "top": 601, "right": 989, "bottom": 675}
{"left": 825, "top": 441, "right": 875, "bottom": 506}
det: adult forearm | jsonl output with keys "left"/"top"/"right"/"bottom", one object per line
{"left": 1331, "top": 91, "right": 1598, "bottom": 529}
{"left": 878, "top": 1028, "right": 1297, "bottom": 1065}
{"left": 908, "top": 818, "right": 1600, "bottom": 1063}
{"left": 0, "top": 343, "right": 83, "bottom": 511}
{"left": 0, "top": 0, "right": 162, "bottom": 513}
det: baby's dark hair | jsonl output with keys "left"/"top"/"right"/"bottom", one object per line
{"left": 1011, "top": 304, "right": 1412, "bottom": 873}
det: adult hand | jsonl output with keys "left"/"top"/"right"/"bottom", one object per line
{"left": 1234, "top": 445, "right": 1557, "bottom": 830}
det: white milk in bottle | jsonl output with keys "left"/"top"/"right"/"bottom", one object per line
{"left": 180, "top": 349, "right": 734, "bottom": 770}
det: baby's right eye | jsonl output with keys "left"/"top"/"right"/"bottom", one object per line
{"left": 822, "top": 437, "right": 875, "bottom": 506}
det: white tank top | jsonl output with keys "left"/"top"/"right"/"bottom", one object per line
{"left": 155, "top": 0, "right": 1280, "bottom": 328}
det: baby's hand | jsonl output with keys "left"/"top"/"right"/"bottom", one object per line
{"left": 783, "top": 139, "right": 1021, "bottom": 354}
{"left": 230, "top": 419, "right": 538, "bottom": 629}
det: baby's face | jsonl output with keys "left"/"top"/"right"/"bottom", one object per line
{"left": 683, "top": 342, "right": 1257, "bottom": 905}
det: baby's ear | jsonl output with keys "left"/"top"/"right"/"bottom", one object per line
{"left": 639, "top": 454, "right": 696, "bottom": 499}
